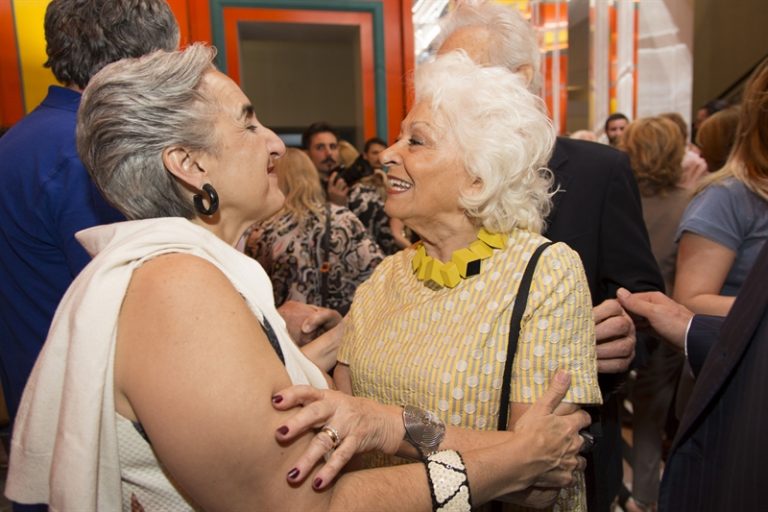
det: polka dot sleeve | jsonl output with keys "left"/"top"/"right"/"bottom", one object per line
{"left": 509, "top": 242, "right": 602, "bottom": 405}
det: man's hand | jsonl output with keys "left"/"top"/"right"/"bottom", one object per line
{"left": 593, "top": 298, "right": 636, "bottom": 373}
{"left": 327, "top": 171, "right": 349, "bottom": 206}
{"left": 276, "top": 301, "right": 342, "bottom": 346}
{"left": 616, "top": 288, "right": 692, "bottom": 351}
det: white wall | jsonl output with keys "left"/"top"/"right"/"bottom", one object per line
{"left": 636, "top": 0, "right": 694, "bottom": 133}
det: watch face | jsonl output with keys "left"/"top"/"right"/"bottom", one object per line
{"left": 404, "top": 405, "right": 446, "bottom": 451}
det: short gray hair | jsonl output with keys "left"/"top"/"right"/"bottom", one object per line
{"left": 77, "top": 44, "right": 217, "bottom": 219}
{"left": 416, "top": 51, "right": 554, "bottom": 233}
{"left": 434, "top": 0, "right": 542, "bottom": 93}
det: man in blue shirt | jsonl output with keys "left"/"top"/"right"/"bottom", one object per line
{"left": 0, "top": 0, "right": 179, "bottom": 434}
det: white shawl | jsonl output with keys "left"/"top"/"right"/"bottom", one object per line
{"left": 6, "top": 218, "right": 328, "bottom": 511}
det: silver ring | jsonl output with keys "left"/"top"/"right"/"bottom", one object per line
{"left": 320, "top": 425, "right": 341, "bottom": 449}
{"left": 579, "top": 430, "right": 595, "bottom": 454}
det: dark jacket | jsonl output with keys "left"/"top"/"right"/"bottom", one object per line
{"left": 543, "top": 137, "right": 664, "bottom": 511}
{"left": 659, "top": 242, "right": 768, "bottom": 511}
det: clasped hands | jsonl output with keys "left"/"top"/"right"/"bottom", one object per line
{"left": 271, "top": 371, "right": 590, "bottom": 497}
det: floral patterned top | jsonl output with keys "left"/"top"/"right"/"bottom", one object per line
{"left": 347, "top": 184, "right": 399, "bottom": 256}
{"left": 245, "top": 204, "right": 383, "bottom": 315}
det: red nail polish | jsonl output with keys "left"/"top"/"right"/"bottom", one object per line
{"left": 272, "top": 394, "right": 283, "bottom": 404}
{"left": 313, "top": 477, "right": 323, "bottom": 489}
{"left": 287, "top": 468, "right": 300, "bottom": 480}
{"left": 277, "top": 425, "right": 289, "bottom": 435}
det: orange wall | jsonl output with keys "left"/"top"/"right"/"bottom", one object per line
{"left": 0, "top": 0, "right": 24, "bottom": 125}
{"left": 0, "top": 0, "right": 412, "bottom": 144}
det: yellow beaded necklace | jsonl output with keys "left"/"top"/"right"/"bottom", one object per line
{"left": 411, "top": 228, "right": 508, "bottom": 288}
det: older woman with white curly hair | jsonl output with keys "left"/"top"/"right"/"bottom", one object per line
{"left": 274, "top": 51, "right": 601, "bottom": 511}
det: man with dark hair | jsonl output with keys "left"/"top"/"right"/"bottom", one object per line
{"left": 339, "top": 136, "right": 388, "bottom": 187}
{"left": 363, "top": 137, "right": 387, "bottom": 169}
{"left": 604, "top": 112, "right": 630, "bottom": 146}
{"left": 0, "top": 0, "right": 179, "bottom": 447}
{"left": 692, "top": 98, "right": 729, "bottom": 142}
{"left": 301, "top": 123, "right": 397, "bottom": 254}
{"left": 302, "top": 121, "right": 342, "bottom": 183}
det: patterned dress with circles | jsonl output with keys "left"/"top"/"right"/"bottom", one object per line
{"left": 338, "top": 228, "right": 602, "bottom": 511}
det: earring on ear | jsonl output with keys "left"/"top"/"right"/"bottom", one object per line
{"left": 193, "top": 183, "right": 219, "bottom": 216}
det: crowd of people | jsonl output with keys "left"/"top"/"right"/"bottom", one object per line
{"left": 0, "top": 0, "right": 765, "bottom": 511}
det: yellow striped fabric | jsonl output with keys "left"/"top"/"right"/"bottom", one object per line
{"left": 338, "top": 228, "right": 601, "bottom": 511}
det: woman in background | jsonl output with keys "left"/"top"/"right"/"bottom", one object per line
{"left": 620, "top": 116, "right": 691, "bottom": 512}
{"left": 674, "top": 57, "right": 768, "bottom": 317}
{"left": 695, "top": 106, "right": 740, "bottom": 173}
{"left": 623, "top": 117, "right": 691, "bottom": 290}
{"left": 246, "top": 148, "right": 382, "bottom": 315}
{"left": 658, "top": 112, "right": 708, "bottom": 190}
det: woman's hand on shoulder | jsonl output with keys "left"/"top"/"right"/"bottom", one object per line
{"left": 271, "top": 385, "right": 404, "bottom": 486}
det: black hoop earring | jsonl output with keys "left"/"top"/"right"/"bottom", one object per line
{"left": 193, "top": 183, "right": 219, "bottom": 216}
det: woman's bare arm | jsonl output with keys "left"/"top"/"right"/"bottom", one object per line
{"left": 674, "top": 233, "right": 737, "bottom": 316}
{"left": 276, "top": 364, "right": 588, "bottom": 491}
{"left": 113, "top": 254, "right": 587, "bottom": 511}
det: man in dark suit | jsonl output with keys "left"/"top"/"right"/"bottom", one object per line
{"left": 617, "top": 241, "right": 768, "bottom": 511}
{"left": 545, "top": 137, "right": 664, "bottom": 511}
{"left": 436, "top": 3, "right": 664, "bottom": 509}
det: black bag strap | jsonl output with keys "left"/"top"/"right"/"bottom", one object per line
{"left": 497, "top": 241, "right": 554, "bottom": 431}
{"left": 319, "top": 203, "right": 332, "bottom": 308}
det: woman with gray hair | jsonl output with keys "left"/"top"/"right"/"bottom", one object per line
{"left": 7, "top": 44, "right": 590, "bottom": 511}
{"left": 276, "top": 51, "right": 601, "bottom": 512}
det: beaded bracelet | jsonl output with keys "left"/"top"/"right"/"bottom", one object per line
{"left": 424, "top": 450, "right": 472, "bottom": 512}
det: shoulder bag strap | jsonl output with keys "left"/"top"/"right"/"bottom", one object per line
{"left": 497, "top": 241, "right": 554, "bottom": 431}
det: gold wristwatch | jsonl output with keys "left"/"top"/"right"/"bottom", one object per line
{"left": 402, "top": 405, "right": 446, "bottom": 458}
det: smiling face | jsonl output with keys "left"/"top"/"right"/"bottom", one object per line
{"left": 196, "top": 70, "right": 286, "bottom": 225}
{"left": 381, "top": 100, "right": 478, "bottom": 238}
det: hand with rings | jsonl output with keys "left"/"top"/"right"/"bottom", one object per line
{"left": 273, "top": 386, "right": 403, "bottom": 490}
{"left": 319, "top": 425, "right": 341, "bottom": 451}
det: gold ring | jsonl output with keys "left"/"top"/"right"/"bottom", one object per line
{"left": 321, "top": 425, "right": 341, "bottom": 449}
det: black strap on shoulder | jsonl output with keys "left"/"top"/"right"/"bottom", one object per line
{"left": 261, "top": 317, "right": 284, "bottom": 365}
{"left": 497, "top": 241, "right": 554, "bottom": 431}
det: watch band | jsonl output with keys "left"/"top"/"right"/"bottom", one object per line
{"left": 403, "top": 405, "right": 446, "bottom": 457}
